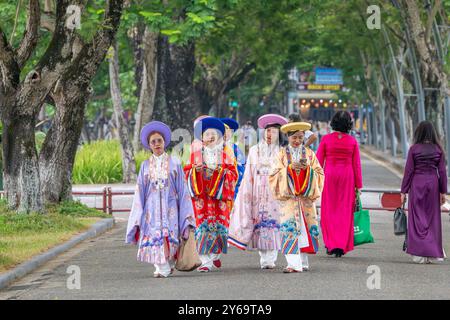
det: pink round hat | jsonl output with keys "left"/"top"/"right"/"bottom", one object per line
{"left": 257, "top": 114, "right": 288, "bottom": 129}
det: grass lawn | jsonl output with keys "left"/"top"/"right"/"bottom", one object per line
{"left": 0, "top": 200, "right": 110, "bottom": 273}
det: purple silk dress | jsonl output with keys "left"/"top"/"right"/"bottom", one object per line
{"left": 125, "top": 154, "right": 195, "bottom": 265}
{"left": 401, "top": 143, "right": 447, "bottom": 258}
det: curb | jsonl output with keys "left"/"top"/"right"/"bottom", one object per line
{"left": 0, "top": 218, "right": 115, "bottom": 291}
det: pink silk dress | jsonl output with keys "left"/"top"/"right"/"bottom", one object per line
{"left": 316, "top": 132, "right": 363, "bottom": 254}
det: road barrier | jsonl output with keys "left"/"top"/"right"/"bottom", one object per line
{"left": 0, "top": 188, "right": 449, "bottom": 214}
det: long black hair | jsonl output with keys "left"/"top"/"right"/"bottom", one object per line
{"left": 330, "top": 111, "right": 353, "bottom": 133}
{"left": 413, "top": 121, "right": 443, "bottom": 151}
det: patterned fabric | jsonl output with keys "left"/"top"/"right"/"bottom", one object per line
{"left": 184, "top": 145, "right": 238, "bottom": 255}
{"left": 228, "top": 142, "right": 282, "bottom": 251}
{"left": 269, "top": 146, "right": 324, "bottom": 254}
{"left": 125, "top": 154, "right": 195, "bottom": 265}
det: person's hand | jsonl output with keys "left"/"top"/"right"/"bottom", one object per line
{"left": 400, "top": 193, "right": 406, "bottom": 206}
{"left": 441, "top": 193, "right": 447, "bottom": 206}
{"left": 299, "top": 161, "right": 308, "bottom": 170}
{"left": 292, "top": 162, "right": 302, "bottom": 171}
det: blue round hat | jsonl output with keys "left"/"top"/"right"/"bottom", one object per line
{"left": 140, "top": 121, "right": 171, "bottom": 150}
{"left": 220, "top": 118, "right": 239, "bottom": 131}
{"left": 194, "top": 117, "right": 225, "bottom": 140}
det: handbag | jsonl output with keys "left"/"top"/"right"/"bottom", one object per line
{"left": 353, "top": 191, "right": 375, "bottom": 246}
{"left": 393, "top": 201, "right": 407, "bottom": 236}
{"left": 175, "top": 228, "right": 202, "bottom": 272}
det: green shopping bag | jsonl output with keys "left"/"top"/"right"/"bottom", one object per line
{"left": 353, "top": 192, "right": 374, "bottom": 246}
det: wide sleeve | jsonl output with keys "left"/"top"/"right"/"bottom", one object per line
{"left": 183, "top": 149, "right": 204, "bottom": 197}
{"left": 438, "top": 149, "right": 447, "bottom": 194}
{"left": 306, "top": 150, "right": 324, "bottom": 201}
{"left": 125, "top": 161, "right": 147, "bottom": 244}
{"left": 221, "top": 151, "right": 239, "bottom": 201}
{"left": 228, "top": 148, "right": 256, "bottom": 249}
{"left": 174, "top": 159, "right": 196, "bottom": 236}
{"left": 400, "top": 146, "right": 415, "bottom": 194}
{"left": 352, "top": 140, "right": 363, "bottom": 189}
{"left": 269, "top": 148, "right": 293, "bottom": 201}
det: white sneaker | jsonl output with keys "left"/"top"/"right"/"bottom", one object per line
{"left": 412, "top": 256, "right": 426, "bottom": 264}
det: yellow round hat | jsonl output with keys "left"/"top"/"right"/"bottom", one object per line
{"left": 280, "top": 122, "right": 312, "bottom": 134}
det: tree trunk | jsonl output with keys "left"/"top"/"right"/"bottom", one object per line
{"left": 1, "top": 0, "right": 124, "bottom": 212}
{"left": 2, "top": 111, "right": 42, "bottom": 212}
{"left": 133, "top": 27, "right": 158, "bottom": 151}
{"left": 109, "top": 42, "right": 136, "bottom": 183}
{"left": 39, "top": 87, "right": 86, "bottom": 203}
{"left": 401, "top": 0, "right": 449, "bottom": 122}
{"left": 153, "top": 36, "right": 198, "bottom": 132}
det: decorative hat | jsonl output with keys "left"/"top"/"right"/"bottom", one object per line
{"left": 280, "top": 122, "right": 312, "bottom": 134}
{"left": 257, "top": 114, "right": 288, "bottom": 129}
{"left": 140, "top": 121, "right": 171, "bottom": 150}
{"left": 220, "top": 118, "right": 239, "bottom": 131}
{"left": 193, "top": 115, "right": 211, "bottom": 128}
{"left": 194, "top": 117, "right": 225, "bottom": 140}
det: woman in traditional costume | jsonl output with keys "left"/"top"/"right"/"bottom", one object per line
{"left": 401, "top": 121, "right": 447, "bottom": 264}
{"left": 269, "top": 122, "right": 324, "bottom": 273}
{"left": 221, "top": 118, "right": 246, "bottom": 199}
{"left": 180, "top": 115, "right": 211, "bottom": 166}
{"left": 228, "top": 114, "right": 288, "bottom": 269}
{"left": 316, "top": 111, "right": 363, "bottom": 257}
{"left": 184, "top": 117, "right": 238, "bottom": 272}
{"left": 125, "top": 121, "right": 196, "bottom": 278}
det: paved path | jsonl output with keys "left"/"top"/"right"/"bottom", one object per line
{"left": 1, "top": 153, "right": 449, "bottom": 300}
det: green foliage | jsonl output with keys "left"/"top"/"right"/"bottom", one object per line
{"left": 0, "top": 199, "right": 108, "bottom": 235}
{"left": 127, "top": 0, "right": 232, "bottom": 44}
{"left": 72, "top": 140, "right": 149, "bottom": 184}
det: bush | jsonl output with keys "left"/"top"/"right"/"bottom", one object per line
{"left": 72, "top": 140, "right": 149, "bottom": 184}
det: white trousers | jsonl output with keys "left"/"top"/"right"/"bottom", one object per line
{"left": 199, "top": 253, "right": 221, "bottom": 269}
{"left": 259, "top": 250, "right": 278, "bottom": 268}
{"left": 154, "top": 260, "right": 175, "bottom": 277}
{"left": 285, "top": 253, "right": 309, "bottom": 271}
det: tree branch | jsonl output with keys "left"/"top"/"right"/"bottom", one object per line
{"left": 10, "top": 0, "right": 22, "bottom": 44}
{"left": 16, "top": 0, "right": 41, "bottom": 68}
{"left": 425, "top": 0, "right": 441, "bottom": 42}
{"left": 0, "top": 27, "right": 20, "bottom": 89}
{"left": 66, "top": 0, "right": 124, "bottom": 82}
{"left": 224, "top": 62, "right": 256, "bottom": 94}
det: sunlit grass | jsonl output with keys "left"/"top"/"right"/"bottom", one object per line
{"left": 0, "top": 200, "right": 110, "bottom": 273}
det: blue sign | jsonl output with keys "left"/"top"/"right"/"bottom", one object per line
{"left": 315, "top": 67, "right": 343, "bottom": 85}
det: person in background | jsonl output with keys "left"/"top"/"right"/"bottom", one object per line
{"left": 400, "top": 121, "right": 447, "bottom": 264}
{"left": 242, "top": 120, "right": 256, "bottom": 156}
{"left": 184, "top": 117, "right": 238, "bottom": 272}
{"left": 228, "top": 114, "right": 288, "bottom": 269}
{"left": 221, "top": 118, "right": 246, "bottom": 200}
{"left": 288, "top": 113, "right": 317, "bottom": 148}
{"left": 125, "top": 121, "right": 196, "bottom": 278}
{"left": 316, "top": 111, "right": 363, "bottom": 258}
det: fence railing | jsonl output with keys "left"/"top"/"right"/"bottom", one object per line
{"left": 0, "top": 188, "right": 449, "bottom": 214}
